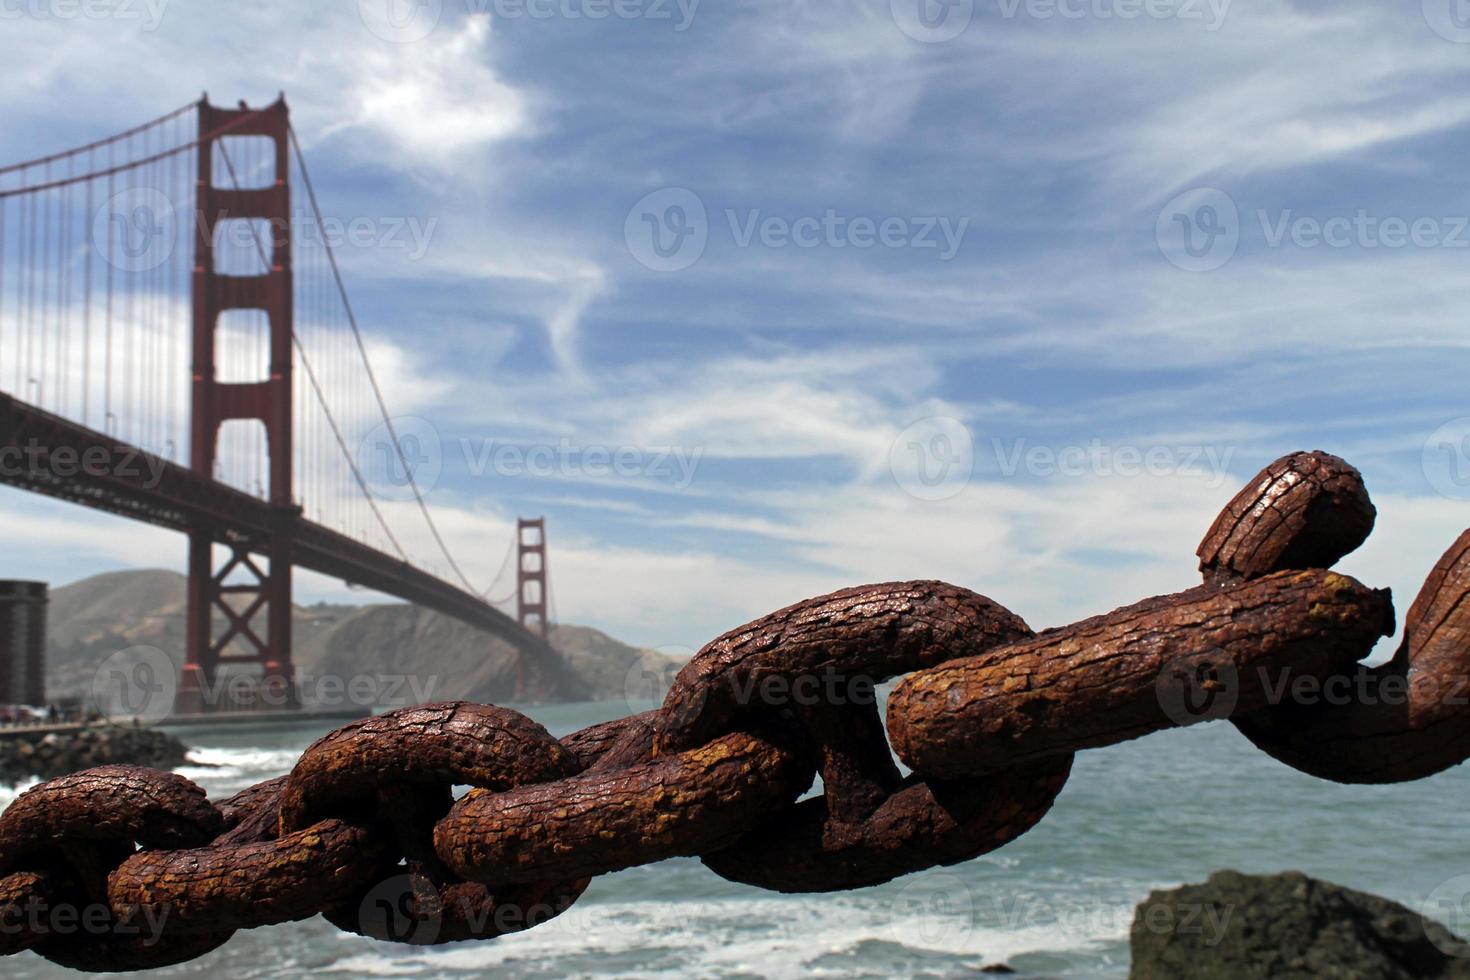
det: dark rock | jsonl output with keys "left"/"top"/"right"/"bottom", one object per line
{"left": 0, "top": 725, "right": 189, "bottom": 784}
{"left": 1130, "top": 870, "right": 1470, "bottom": 979}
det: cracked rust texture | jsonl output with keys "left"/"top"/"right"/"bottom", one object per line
{"left": 886, "top": 569, "right": 1394, "bottom": 778}
{"left": 0, "top": 870, "right": 56, "bottom": 956}
{"left": 559, "top": 710, "right": 657, "bottom": 772}
{"left": 0, "top": 766, "right": 222, "bottom": 873}
{"left": 702, "top": 756, "right": 1073, "bottom": 893}
{"left": 654, "top": 581, "right": 1034, "bottom": 754}
{"left": 107, "top": 817, "right": 392, "bottom": 932}
{"left": 1236, "top": 528, "right": 1470, "bottom": 783}
{"left": 435, "top": 728, "right": 814, "bottom": 884}
{"left": 278, "top": 701, "right": 578, "bottom": 834}
{"left": 1198, "top": 451, "right": 1375, "bottom": 583}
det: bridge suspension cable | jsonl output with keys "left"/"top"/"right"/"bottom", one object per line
{"left": 286, "top": 124, "right": 485, "bottom": 596}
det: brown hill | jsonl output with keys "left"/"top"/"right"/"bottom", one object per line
{"left": 43, "top": 570, "right": 683, "bottom": 709}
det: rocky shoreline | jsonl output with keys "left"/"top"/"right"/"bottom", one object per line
{"left": 0, "top": 724, "right": 189, "bottom": 784}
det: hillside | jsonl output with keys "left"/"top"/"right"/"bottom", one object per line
{"left": 43, "top": 570, "right": 684, "bottom": 709}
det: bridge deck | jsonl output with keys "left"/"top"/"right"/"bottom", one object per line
{"left": 0, "top": 393, "right": 582, "bottom": 696}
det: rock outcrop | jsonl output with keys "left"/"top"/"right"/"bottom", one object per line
{"left": 0, "top": 725, "right": 189, "bottom": 783}
{"left": 1131, "top": 870, "right": 1470, "bottom": 979}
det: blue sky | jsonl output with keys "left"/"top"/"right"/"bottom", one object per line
{"left": 0, "top": 0, "right": 1467, "bottom": 654}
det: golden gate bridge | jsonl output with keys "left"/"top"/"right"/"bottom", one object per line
{"left": 0, "top": 95, "right": 574, "bottom": 709}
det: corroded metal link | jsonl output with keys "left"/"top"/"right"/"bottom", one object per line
{"left": 0, "top": 765, "right": 223, "bottom": 872}
{"left": 1198, "top": 450, "right": 1375, "bottom": 583}
{"left": 435, "top": 727, "right": 813, "bottom": 883}
{"left": 280, "top": 702, "right": 586, "bottom": 945}
{"left": 0, "top": 765, "right": 233, "bottom": 970}
{"left": 107, "top": 817, "right": 392, "bottom": 933}
{"left": 560, "top": 709, "right": 658, "bottom": 772}
{"left": 702, "top": 757, "right": 1073, "bottom": 893}
{"left": 649, "top": 581, "right": 1066, "bottom": 892}
{"left": 886, "top": 569, "right": 1394, "bottom": 778}
{"left": 654, "top": 581, "right": 1034, "bottom": 753}
{"left": 1236, "top": 530, "right": 1470, "bottom": 783}
{"left": 0, "top": 870, "right": 58, "bottom": 956}
{"left": 279, "top": 702, "right": 578, "bottom": 832}
{"left": 214, "top": 774, "right": 289, "bottom": 847}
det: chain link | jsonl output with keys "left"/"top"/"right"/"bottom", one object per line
{"left": 3, "top": 450, "right": 1468, "bottom": 969}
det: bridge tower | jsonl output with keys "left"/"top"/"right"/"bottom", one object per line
{"left": 516, "top": 517, "right": 548, "bottom": 638}
{"left": 177, "top": 96, "right": 297, "bottom": 713}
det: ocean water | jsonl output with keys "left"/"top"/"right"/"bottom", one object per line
{"left": 3, "top": 700, "right": 1469, "bottom": 979}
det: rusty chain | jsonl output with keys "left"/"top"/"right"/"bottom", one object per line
{"left": 2, "top": 450, "right": 1468, "bottom": 969}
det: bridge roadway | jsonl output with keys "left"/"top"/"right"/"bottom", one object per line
{"left": 0, "top": 392, "right": 582, "bottom": 697}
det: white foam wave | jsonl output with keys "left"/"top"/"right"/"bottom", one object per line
{"left": 320, "top": 893, "right": 1126, "bottom": 978}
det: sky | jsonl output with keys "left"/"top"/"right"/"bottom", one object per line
{"left": 0, "top": 0, "right": 1467, "bottom": 656}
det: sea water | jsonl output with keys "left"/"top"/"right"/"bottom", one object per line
{"left": 3, "top": 700, "right": 1468, "bottom": 979}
